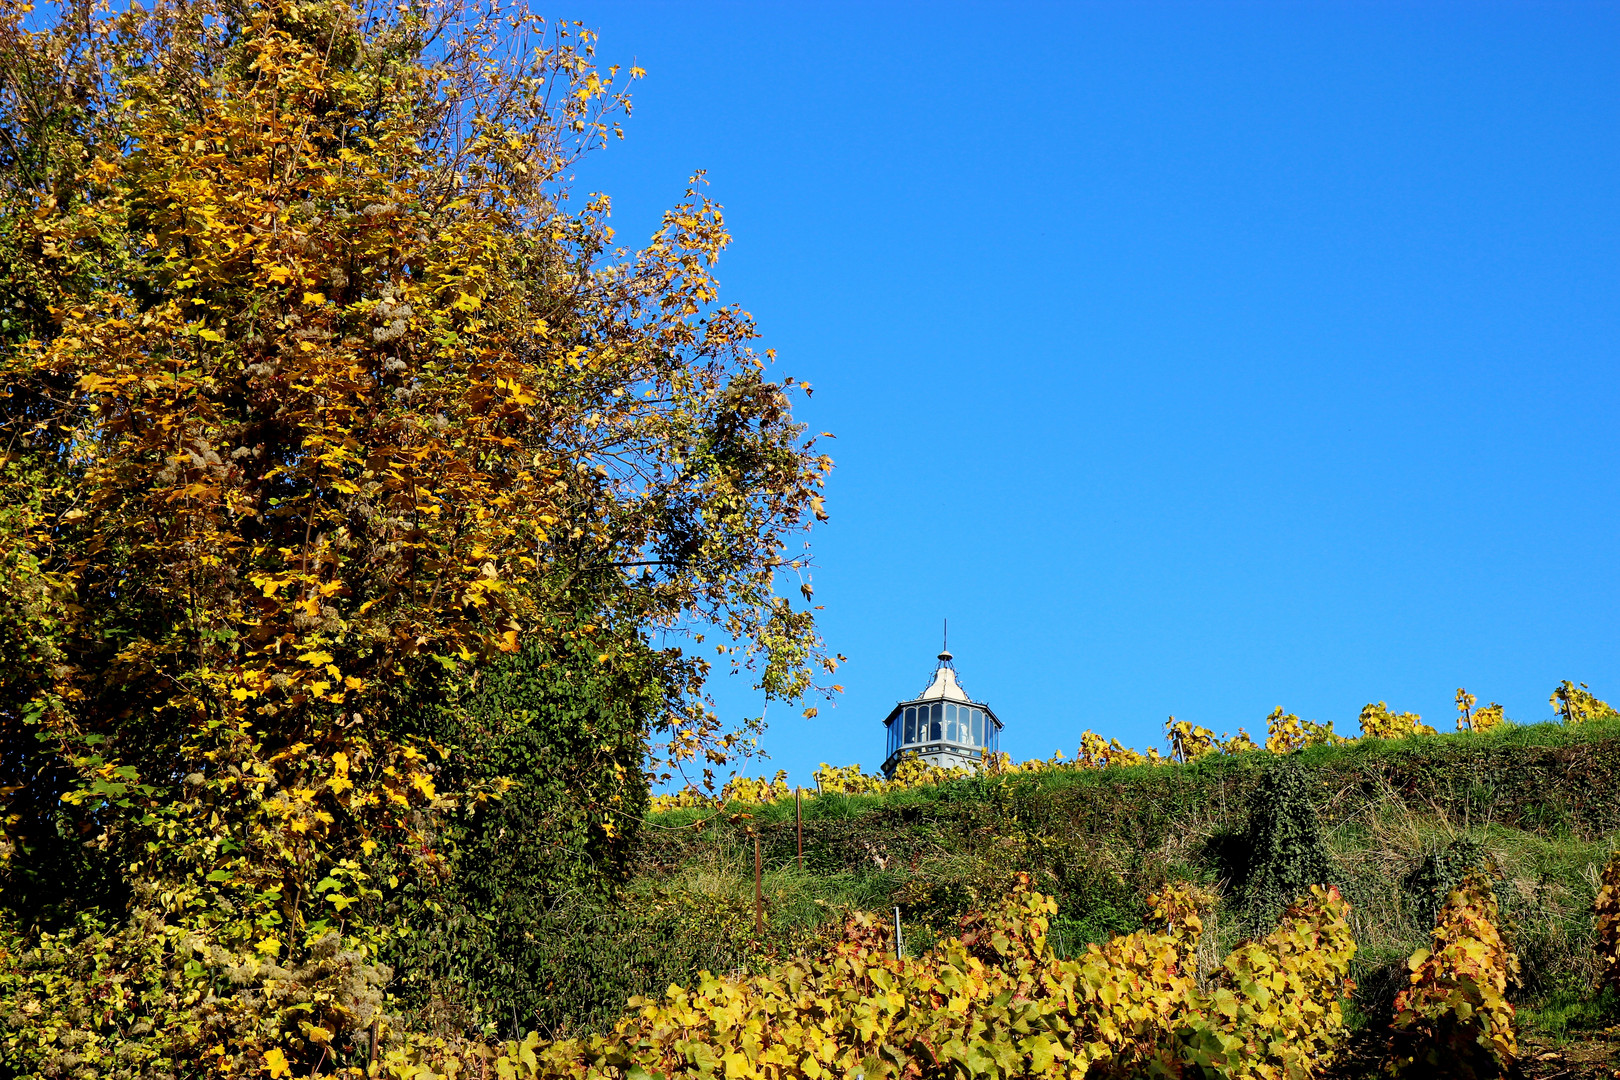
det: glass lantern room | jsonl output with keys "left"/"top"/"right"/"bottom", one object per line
{"left": 880, "top": 650, "right": 1002, "bottom": 778}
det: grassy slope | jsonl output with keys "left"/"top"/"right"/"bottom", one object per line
{"left": 613, "top": 718, "right": 1620, "bottom": 1070}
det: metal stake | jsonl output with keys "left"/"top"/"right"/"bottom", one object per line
{"left": 894, "top": 906, "right": 903, "bottom": 959}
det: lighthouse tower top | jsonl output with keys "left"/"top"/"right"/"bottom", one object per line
{"left": 879, "top": 648, "right": 1002, "bottom": 778}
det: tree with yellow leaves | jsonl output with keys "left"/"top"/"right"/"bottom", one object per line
{"left": 0, "top": 0, "right": 831, "bottom": 1071}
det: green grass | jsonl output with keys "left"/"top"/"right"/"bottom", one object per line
{"left": 1519, "top": 986, "right": 1620, "bottom": 1043}
{"left": 648, "top": 715, "right": 1620, "bottom": 825}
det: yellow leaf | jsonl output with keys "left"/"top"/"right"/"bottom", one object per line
{"left": 264, "top": 1048, "right": 290, "bottom": 1078}
{"left": 302, "top": 291, "right": 325, "bottom": 306}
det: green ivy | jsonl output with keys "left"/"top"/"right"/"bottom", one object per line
{"left": 387, "top": 627, "right": 662, "bottom": 1034}
{"left": 1242, "top": 758, "right": 1332, "bottom": 936}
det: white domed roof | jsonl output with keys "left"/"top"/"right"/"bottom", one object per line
{"left": 917, "top": 658, "right": 972, "bottom": 703}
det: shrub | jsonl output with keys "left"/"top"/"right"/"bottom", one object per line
{"left": 1167, "top": 717, "right": 1220, "bottom": 762}
{"left": 1179, "top": 885, "right": 1358, "bottom": 1078}
{"left": 1243, "top": 759, "right": 1333, "bottom": 935}
{"left": 388, "top": 631, "right": 660, "bottom": 1033}
{"left": 1596, "top": 849, "right": 1620, "bottom": 994}
{"left": 1388, "top": 871, "right": 1521, "bottom": 1079}
{"left": 1262, "top": 707, "right": 1344, "bottom": 753}
{"left": 1403, "top": 837, "right": 1487, "bottom": 934}
{"left": 509, "top": 875, "right": 1355, "bottom": 1080}
{"left": 1454, "top": 689, "right": 1507, "bottom": 734}
{"left": 1359, "top": 702, "right": 1437, "bottom": 740}
{"left": 1550, "top": 680, "right": 1618, "bottom": 725}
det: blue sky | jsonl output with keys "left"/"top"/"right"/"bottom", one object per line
{"left": 566, "top": 1, "right": 1620, "bottom": 786}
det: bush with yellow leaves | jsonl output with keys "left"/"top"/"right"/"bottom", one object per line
{"left": 1262, "top": 708, "right": 1346, "bottom": 752}
{"left": 108, "top": 878, "right": 1353, "bottom": 1080}
{"left": 1359, "top": 702, "right": 1438, "bottom": 740}
{"left": 1181, "top": 886, "right": 1359, "bottom": 1078}
{"left": 647, "top": 769, "right": 803, "bottom": 811}
{"left": 1388, "top": 872, "right": 1521, "bottom": 1079}
{"left": 721, "top": 770, "right": 794, "bottom": 806}
{"left": 1454, "top": 689, "right": 1508, "bottom": 734}
{"left": 1596, "top": 849, "right": 1620, "bottom": 995}
{"left": 1074, "top": 729, "right": 1151, "bottom": 768}
{"left": 464, "top": 876, "right": 1358, "bottom": 1080}
{"left": 1550, "top": 680, "right": 1618, "bottom": 725}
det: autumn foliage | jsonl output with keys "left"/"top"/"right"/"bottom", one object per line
{"left": 1, "top": 0, "right": 829, "bottom": 1073}
{"left": 466, "top": 876, "right": 1356, "bottom": 1080}
{"left": 1596, "top": 849, "right": 1620, "bottom": 996}
{"left": 1550, "top": 680, "right": 1619, "bottom": 726}
{"left": 1388, "top": 872, "right": 1521, "bottom": 1079}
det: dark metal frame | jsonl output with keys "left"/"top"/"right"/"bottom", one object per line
{"left": 879, "top": 697, "right": 1003, "bottom": 778}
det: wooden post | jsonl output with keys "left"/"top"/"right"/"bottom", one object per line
{"left": 795, "top": 786, "right": 803, "bottom": 871}
{"left": 754, "top": 833, "right": 763, "bottom": 934}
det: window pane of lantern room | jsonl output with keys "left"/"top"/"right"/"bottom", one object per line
{"left": 946, "top": 703, "right": 958, "bottom": 742}
{"left": 971, "top": 711, "right": 981, "bottom": 745}
{"left": 904, "top": 707, "right": 914, "bottom": 743}
{"left": 931, "top": 703, "right": 943, "bottom": 741}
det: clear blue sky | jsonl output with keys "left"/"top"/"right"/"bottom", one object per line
{"left": 568, "top": 1, "right": 1620, "bottom": 786}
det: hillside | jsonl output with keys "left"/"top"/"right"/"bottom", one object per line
{"left": 512, "top": 718, "right": 1620, "bottom": 1073}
